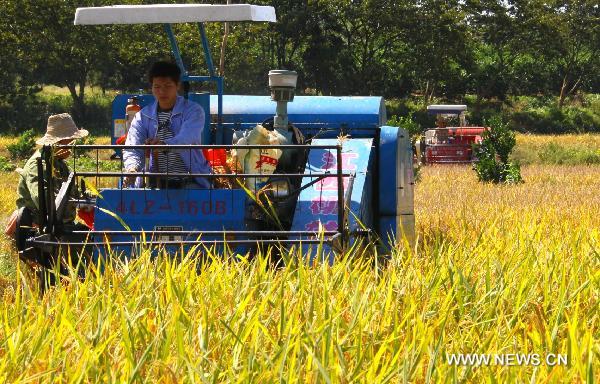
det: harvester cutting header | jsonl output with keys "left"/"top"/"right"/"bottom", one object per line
{"left": 14, "top": 4, "right": 415, "bottom": 273}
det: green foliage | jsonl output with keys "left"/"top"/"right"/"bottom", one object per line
{"left": 7, "top": 129, "right": 36, "bottom": 161}
{"left": 0, "top": 156, "right": 15, "bottom": 172}
{"left": 538, "top": 143, "right": 600, "bottom": 165}
{"left": 386, "top": 99, "right": 434, "bottom": 129}
{"left": 0, "top": 89, "right": 113, "bottom": 135}
{"left": 0, "top": 91, "right": 47, "bottom": 134}
{"left": 73, "top": 156, "right": 122, "bottom": 172}
{"left": 72, "top": 136, "right": 97, "bottom": 159}
{"left": 38, "top": 91, "right": 113, "bottom": 136}
{"left": 4, "top": 1, "right": 115, "bottom": 123}
{"left": 0, "top": 0, "right": 598, "bottom": 135}
{"left": 456, "top": 94, "right": 600, "bottom": 134}
{"left": 510, "top": 106, "right": 600, "bottom": 134}
{"left": 387, "top": 113, "right": 422, "bottom": 143}
{"left": 473, "top": 117, "right": 522, "bottom": 184}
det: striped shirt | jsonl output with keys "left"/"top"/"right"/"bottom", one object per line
{"left": 155, "top": 108, "right": 188, "bottom": 177}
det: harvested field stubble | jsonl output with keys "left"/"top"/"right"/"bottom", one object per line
{"left": 0, "top": 151, "right": 598, "bottom": 382}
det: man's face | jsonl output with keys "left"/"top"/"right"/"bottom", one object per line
{"left": 152, "top": 76, "right": 179, "bottom": 109}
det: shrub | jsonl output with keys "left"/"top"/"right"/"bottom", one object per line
{"left": 7, "top": 129, "right": 36, "bottom": 160}
{"left": 0, "top": 156, "right": 15, "bottom": 172}
{"left": 509, "top": 106, "right": 599, "bottom": 134}
{"left": 473, "top": 116, "right": 522, "bottom": 184}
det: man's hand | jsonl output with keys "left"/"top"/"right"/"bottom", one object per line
{"left": 123, "top": 168, "right": 138, "bottom": 188}
{"left": 145, "top": 138, "right": 165, "bottom": 160}
{"left": 53, "top": 147, "right": 71, "bottom": 159}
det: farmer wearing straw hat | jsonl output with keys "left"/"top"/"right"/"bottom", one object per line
{"left": 4, "top": 114, "right": 89, "bottom": 237}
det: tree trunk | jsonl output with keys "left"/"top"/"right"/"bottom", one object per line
{"left": 66, "top": 80, "right": 86, "bottom": 122}
{"left": 558, "top": 74, "right": 581, "bottom": 109}
{"left": 218, "top": 0, "right": 231, "bottom": 77}
{"left": 558, "top": 75, "right": 568, "bottom": 109}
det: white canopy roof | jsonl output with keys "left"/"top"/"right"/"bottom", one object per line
{"left": 74, "top": 4, "right": 276, "bottom": 25}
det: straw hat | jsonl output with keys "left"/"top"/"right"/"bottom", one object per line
{"left": 36, "top": 113, "right": 89, "bottom": 145}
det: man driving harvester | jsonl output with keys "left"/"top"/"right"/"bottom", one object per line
{"left": 123, "top": 61, "right": 211, "bottom": 189}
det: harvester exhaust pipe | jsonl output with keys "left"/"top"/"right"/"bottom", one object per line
{"left": 268, "top": 69, "right": 297, "bottom": 142}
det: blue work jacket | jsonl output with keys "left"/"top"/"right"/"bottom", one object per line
{"left": 123, "top": 96, "right": 211, "bottom": 188}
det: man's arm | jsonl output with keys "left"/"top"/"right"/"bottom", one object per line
{"left": 60, "top": 162, "right": 80, "bottom": 223}
{"left": 23, "top": 164, "right": 41, "bottom": 213}
{"left": 163, "top": 101, "right": 204, "bottom": 145}
{"left": 123, "top": 111, "right": 147, "bottom": 171}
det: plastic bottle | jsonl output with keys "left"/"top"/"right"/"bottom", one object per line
{"left": 125, "top": 97, "right": 141, "bottom": 131}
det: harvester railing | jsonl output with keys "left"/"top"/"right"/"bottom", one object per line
{"left": 27, "top": 144, "right": 351, "bottom": 249}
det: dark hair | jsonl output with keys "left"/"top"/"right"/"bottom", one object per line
{"left": 148, "top": 61, "right": 181, "bottom": 84}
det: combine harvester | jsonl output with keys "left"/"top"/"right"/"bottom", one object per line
{"left": 15, "top": 4, "right": 415, "bottom": 271}
{"left": 417, "top": 105, "right": 487, "bottom": 164}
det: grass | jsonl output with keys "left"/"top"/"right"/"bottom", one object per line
{"left": 0, "top": 135, "right": 598, "bottom": 382}
{"left": 38, "top": 85, "right": 118, "bottom": 98}
{"left": 513, "top": 133, "right": 600, "bottom": 165}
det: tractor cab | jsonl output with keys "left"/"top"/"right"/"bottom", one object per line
{"left": 16, "top": 4, "right": 415, "bottom": 276}
{"left": 418, "top": 105, "right": 487, "bottom": 164}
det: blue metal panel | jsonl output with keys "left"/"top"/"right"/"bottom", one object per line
{"left": 378, "top": 125, "right": 399, "bottom": 215}
{"left": 378, "top": 125, "right": 413, "bottom": 214}
{"left": 111, "top": 93, "right": 211, "bottom": 144}
{"left": 209, "top": 95, "right": 386, "bottom": 135}
{"left": 188, "top": 93, "right": 211, "bottom": 145}
{"left": 290, "top": 138, "right": 373, "bottom": 264}
{"left": 379, "top": 214, "right": 415, "bottom": 251}
{"left": 93, "top": 188, "right": 247, "bottom": 257}
{"left": 378, "top": 125, "right": 415, "bottom": 250}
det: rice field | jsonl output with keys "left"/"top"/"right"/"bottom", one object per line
{"left": 0, "top": 135, "right": 598, "bottom": 382}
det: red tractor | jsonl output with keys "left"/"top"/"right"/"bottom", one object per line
{"left": 417, "top": 105, "right": 487, "bottom": 164}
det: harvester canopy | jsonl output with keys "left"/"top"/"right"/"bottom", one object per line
{"left": 74, "top": 4, "right": 276, "bottom": 25}
{"left": 426, "top": 105, "right": 467, "bottom": 116}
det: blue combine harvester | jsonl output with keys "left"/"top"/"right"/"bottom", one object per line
{"left": 16, "top": 4, "right": 414, "bottom": 270}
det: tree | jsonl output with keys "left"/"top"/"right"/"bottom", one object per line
{"left": 513, "top": 0, "right": 599, "bottom": 107}
{"left": 0, "top": 2, "right": 44, "bottom": 132}
{"left": 467, "top": 0, "right": 523, "bottom": 100}
{"left": 6, "top": 0, "right": 114, "bottom": 121}
{"left": 405, "top": 0, "right": 474, "bottom": 102}
{"left": 325, "top": 0, "right": 413, "bottom": 96}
